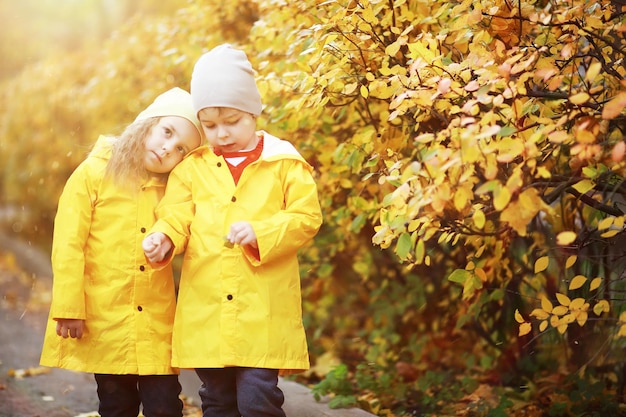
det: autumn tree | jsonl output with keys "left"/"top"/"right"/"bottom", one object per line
{"left": 248, "top": 0, "right": 626, "bottom": 413}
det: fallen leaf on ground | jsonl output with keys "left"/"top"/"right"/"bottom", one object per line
{"left": 7, "top": 366, "right": 51, "bottom": 378}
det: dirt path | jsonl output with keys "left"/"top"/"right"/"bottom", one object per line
{"left": 0, "top": 234, "right": 100, "bottom": 417}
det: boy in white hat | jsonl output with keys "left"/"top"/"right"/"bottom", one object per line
{"left": 143, "top": 44, "right": 323, "bottom": 417}
{"left": 40, "top": 87, "right": 203, "bottom": 417}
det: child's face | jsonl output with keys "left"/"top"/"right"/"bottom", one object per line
{"left": 198, "top": 107, "right": 258, "bottom": 153}
{"left": 143, "top": 116, "right": 202, "bottom": 174}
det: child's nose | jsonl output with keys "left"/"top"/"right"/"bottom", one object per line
{"left": 217, "top": 124, "right": 228, "bottom": 137}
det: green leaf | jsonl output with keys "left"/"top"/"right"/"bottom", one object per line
{"left": 448, "top": 269, "right": 471, "bottom": 284}
{"left": 395, "top": 232, "right": 412, "bottom": 259}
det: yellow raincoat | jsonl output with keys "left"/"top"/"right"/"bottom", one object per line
{"left": 152, "top": 131, "right": 322, "bottom": 374}
{"left": 40, "top": 135, "right": 178, "bottom": 375}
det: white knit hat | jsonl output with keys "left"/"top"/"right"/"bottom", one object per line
{"left": 190, "top": 44, "right": 262, "bottom": 116}
{"left": 135, "top": 87, "right": 203, "bottom": 138}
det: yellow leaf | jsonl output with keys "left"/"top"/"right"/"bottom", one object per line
{"left": 541, "top": 297, "right": 553, "bottom": 313}
{"left": 500, "top": 188, "right": 544, "bottom": 237}
{"left": 534, "top": 256, "right": 549, "bottom": 273}
{"left": 360, "top": 85, "right": 369, "bottom": 99}
{"left": 530, "top": 308, "right": 550, "bottom": 320}
{"left": 514, "top": 309, "right": 525, "bottom": 323}
{"left": 407, "top": 40, "right": 437, "bottom": 63}
{"left": 496, "top": 137, "right": 525, "bottom": 163}
{"left": 340, "top": 178, "right": 353, "bottom": 188}
{"left": 569, "top": 298, "right": 586, "bottom": 310}
{"left": 407, "top": 220, "right": 421, "bottom": 232}
{"left": 569, "top": 92, "right": 590, "bottom": 105}
{"left": 552, "top": 305, "right": 569, "bottom": 316}
{"left": 569, "top": 275, "right": 588, "bottom": 290}
{"left": 620, "top": 311, "right": 626, "bottom": 323}
{"left": 585, "top": 62, "right": 602, "bottom": 83}
{"left": 518, "top": 322, "right": 532, "bottom": 337}
{"left": 574, "top": 126, "right": 596, "bottom": 144}
{"left": 589, "top": 277, "right": 602, "bottom": 291}
{"left": 618, "top": 324, "right": 626, "bottom": 337}
{"left": 557, "top": 231, "right": 577, "bottom": 245}
{"left": 598, "top": 216, "right": 614, "bottom": 231}
{"left": 565, "top": 255, "right": 577, "bottom": 268}
{"left": 571, "top": 179, "right": 594, "bottom": 194}
{"left": 562, "top": 313, "right": 576, "bottom": 324}
{"left": 493, "top": 185, "right": 511, "bottom": 211}
{"left": 555, "top": 292, "right": 571, "bottom": 306}
{"left": 550, "top": 315, "right": 560, "bottom": 328}
{"left": 576, "top": 311, "right": 588, "bottom": 326}
{"left": 602, "top": 92, "right": 626, "bottom": 120}
{"left": 557, "top": 324, "right": 568, "bottom": 334}
{"left": 475, "top": 268, "right": 487, "bottom": 282}
{"left": 454, "top": 187, "right": 471, "bottom": 211}
{"left": 343, "top": 82, "right": 358, "bottom": 95}
{"left": 362, "top": 6, "right": 377, "bottom": 23}
{"left": 548, "top": 130, "right": 571, "bottom": 143}
{"left": 385, "top": 42, "right": 401, "bottom": 57}
{"left": 369, "top": 79, "right": 394, "bottom": 99}
{"left": 414, "top": 239, "right": 425, "bottom": 265}
{"left": 539, "top": 320, "right": 548, "bottom": 332}
{"left": 536, "top": 166, "right": 551, "bottom": 178}
{"left": 473, "top": 208, "right": 486, "bottom": 229}
{"left": 593, "top": 300, "right": 610, "bottom": 315}
{"left": 601, "top": 230, "right": 619, "bottom": 238}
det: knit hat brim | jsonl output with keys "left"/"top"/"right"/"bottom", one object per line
{"left": 135, "top": 87, "right": 204, "bottom": 139}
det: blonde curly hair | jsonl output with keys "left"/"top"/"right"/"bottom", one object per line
{"left": 105, "top": 117, "right": 160, "bottom": 187}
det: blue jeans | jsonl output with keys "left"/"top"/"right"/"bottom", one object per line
{"left": 195, "top": 367, "right": 286, "bottom": 417}
{"left": 94, "top": 374, "right": 183, "bottom": 417}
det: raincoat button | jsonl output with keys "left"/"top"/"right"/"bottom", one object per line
{"left": 231, "top": 196, "right": 236, "bottom": 202}
{"left": 140, "top": 227, "right": 146, "bottom": 233}
{"left": 217, "top": 162, "right": 222, "bottom": 167}
{"left": 139, "top": 265, "right": 145, "bottom": 271}
{"left": 137, "top": 306, "right": 143, "bottom": 311}
{"left": 227, "top": 294, "right": 233, "bottom": 300}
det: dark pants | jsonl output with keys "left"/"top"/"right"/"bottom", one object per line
{"left": 195, "top": 367, "right": 286, "bottom": 417}
{"left": 94, "top": 373, "right": 183, "bottom": 417}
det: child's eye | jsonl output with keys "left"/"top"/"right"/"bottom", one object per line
{"left": 177, "top": 146, "right": 186, "bottom": 155}
{"left": 163, "top": 127, "right": 173, "bottom": 136}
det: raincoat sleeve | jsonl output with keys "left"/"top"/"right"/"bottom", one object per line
{"left": 49, "top": 161, "right": 98, "bottom": 320}
{"left": 151, "top": 164, "right": 195, "bottom": 258}
{"left": 246, "top": 159, "right": 322, "bottom": 265}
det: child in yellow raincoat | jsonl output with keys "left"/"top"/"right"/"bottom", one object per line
{"left": 40, "top": 87, "right": 203, "bottom": 417}
{"left": 143, "top": 44, "right": 323, "bottom": 417}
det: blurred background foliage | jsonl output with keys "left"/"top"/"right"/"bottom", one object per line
{"left": 2, "top": 0, "right": 626, "bottom": 416}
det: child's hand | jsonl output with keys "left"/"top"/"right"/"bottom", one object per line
{"left": 143, "top": 232, "right": 173, "bottom": 263}
{"left": 56, "top": 318, "right": 85, "bottom": 339}
{"left": 226, "top": 221, "right": 258, "bottom": 248}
